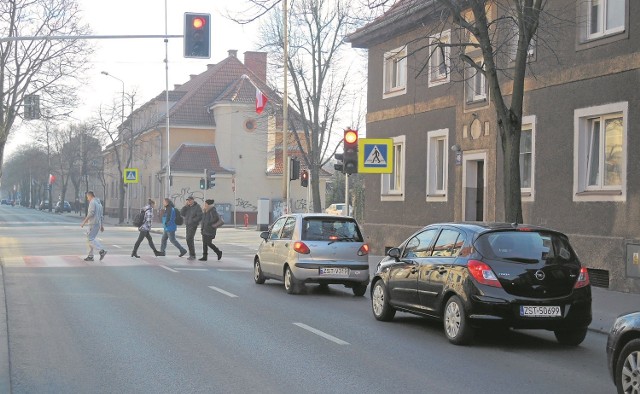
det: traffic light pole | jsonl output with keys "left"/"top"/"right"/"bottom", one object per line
{"left": 344, "top": 173, "right": 349, "bottom": 216}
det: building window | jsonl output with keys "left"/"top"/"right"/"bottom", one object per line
{"left": 573, "top": 102, "right": 627, "bottom": 202}
{"left": 465, "top": 61, "right": 486, "bottom": 103}
{"left": 381, "top": 135, "right": 405, "bottom": 201}
{"left": 383, "top": 46, "right": 407, "bottom": 98}
{"left": 426, "top": 129, "right": 448, "bottom": 201}
{"left": 588, "top": 0, "right": 625, "bottom": 39}
{"left": 429, "top": 30, "right": 450, "bottom": 87}
{"left": 520, "top": 116, "right": 535, "bottom": 201}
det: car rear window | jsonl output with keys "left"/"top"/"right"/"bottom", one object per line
{"left": 301, "top": 218, "right": 363, "bottom": 242}
{"left": 475, "top": 231, "right": 576, "bottom": 264}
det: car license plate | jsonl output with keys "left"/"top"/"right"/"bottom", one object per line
{"left": 319, "top": 267, "right": 349, "bottom": 275}
{"left": 520, "top": 305, "right": 561, "bottom": 317}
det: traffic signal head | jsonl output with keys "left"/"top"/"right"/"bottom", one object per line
{"left": 290, "top": 158, "right": 300, "bottom": 181}
{"left": 334, "top": 153, "right": 344, "bottom": 173}
{"left": 301, "top": 170, "right": 309, "bottom": 187}
{"left": 343, "top": 128, "right": 358, "bottom": 174}
{"left": 184, "top": 13, "right": 211, "bottom": 59}
{"left": 199, "top": 178, "right": 206, "bottom": 190}
{"left": 207, "top": 170, "right": 216, "bottom": 189}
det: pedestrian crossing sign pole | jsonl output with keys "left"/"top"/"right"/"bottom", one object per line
{"left": 358, "top": 138, "right": 393, "bottom": 173}
{"left": 124, "top": 168, "right": 139, "bottom": 184}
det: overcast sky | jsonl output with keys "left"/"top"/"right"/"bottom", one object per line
{"left": 6, "top": 0, "right": 261, "bottom": 157}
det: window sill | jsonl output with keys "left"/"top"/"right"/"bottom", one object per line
{"left": 381, "top": 193, "right": 404, "bottom": 202}
{"left": 383, "top": 87, "right": 406, "bottom": 99}
{"left": 576, "top": 190, "right": 622, "bottom": 196}
{"left": 573, "top": 188, "right": 625, "bottom": 202}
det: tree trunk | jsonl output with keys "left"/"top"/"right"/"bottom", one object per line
{"left": 500, "top": 115, "right": 524, "bottom": 224}
{"left": 118, "top": 180, "right": 126, "bottom": 223}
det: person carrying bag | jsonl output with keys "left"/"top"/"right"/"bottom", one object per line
{"left": 199, "top": 199, "right": 223, "bottom": 261}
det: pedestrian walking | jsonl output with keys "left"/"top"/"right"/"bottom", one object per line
{"left": 80, "top": 191, "right": 107, "bottom": 262}
{"left": 199, "top": 199, "right": 223, "bottom": 261}
{"left": 160, "top": 198, "right": 187, "bottom": 257}
{"left": 131, "top": 199, "right": 163, "bottom": 258}
{"left": 180, "top": 196, "right": 203, "bottom": 261}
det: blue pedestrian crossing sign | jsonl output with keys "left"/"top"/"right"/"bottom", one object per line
{"left": 124, "top": 168, "right": 139, "bottom": 184}
{"left": 358, "top": 138, "right": 393, "bottom": 173}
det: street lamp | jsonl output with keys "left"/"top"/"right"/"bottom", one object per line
{"left": 101, "top": 71, "right": 128, "bottom": 222}
{"left": 100, "top": 71, "right": 125, "bottom": 126}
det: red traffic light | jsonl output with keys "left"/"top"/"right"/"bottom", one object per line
{"left": 344, "top": 128, "right": 358, "bottom": 144}
{"left": 192, "top": 17, "right": 206, "bottom": 29}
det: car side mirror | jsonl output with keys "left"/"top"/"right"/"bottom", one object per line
{"left": 260, "top": 231, "right": 269, "bottom": 241}
{"left": 387, "top": 247, "right": 401, "bottom": 261}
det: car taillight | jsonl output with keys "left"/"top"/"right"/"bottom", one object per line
{"left": 574, "top": 267, "right": 590, "bottom": 288}
{"left": 293, "top": 241, "right": 310, "bottom": 254}
{"left": 467, "top": 260, "right": 502, "bottom": 288}
{"left": 358, "top": 244, "right": 369, "bottom": 256}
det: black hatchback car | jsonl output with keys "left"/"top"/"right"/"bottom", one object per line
{"left": 607, "top": 311, "right": 640, "bottom": 394}
{"left": 371, "top": 222, "right": 592, "bottom": 346}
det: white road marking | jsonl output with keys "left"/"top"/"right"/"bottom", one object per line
{"left": 293, "top": 323, "right": 350, "bottom": 345}
{"left": 160, "top": 265, "right": 179, "bottom": 273}
{"left": 207, "top": 286, "right": 238, "bottom": 298}
{"left": 175, "top": 268, "right": 208, "bottom": 271}
{"left": 111, "top": 245, "right": 123, "bottom": 249}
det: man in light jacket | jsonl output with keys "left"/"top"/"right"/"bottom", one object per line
{"left": 80, "top": 191, "right": 106, "bottom": 262}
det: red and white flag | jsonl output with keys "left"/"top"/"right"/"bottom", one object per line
{"left": 49, "top": 174, "right": 56, "bottom": 185}
{"left": 256, "top": 89, "right": 268, "bottom": 114}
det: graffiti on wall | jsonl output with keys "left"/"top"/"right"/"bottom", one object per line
{"left": 171, "top": 188, "right": 204, "bottom": 205}
{"left": 235, "top": 197, "right": 257, "bottom": 211}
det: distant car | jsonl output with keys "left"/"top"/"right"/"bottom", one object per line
{"left": 0, "top": 199, "right": 8, "bottom": 205}
{"left": 370, "top": 222, "right": 592, "bottom": 346}
{"left": 607, "top": 311, "right": 640, "bottom": 394}
{"left": 324, "top": 203, "right": 352, "bottom": 216}
{"left": 55, "top": 201, "right": 72, "bottom": 213}
{"left": 39, "top": 200, "right": 51, "bottom": 210}
{"left": 254, "top": 213, "right": 370, "bottom": 296}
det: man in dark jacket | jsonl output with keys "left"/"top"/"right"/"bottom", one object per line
{"left": 180, "top": 196, "right": 203, "bottom": 260}
{"left": 199, "top": 199, "right": 222, "bottom": 261}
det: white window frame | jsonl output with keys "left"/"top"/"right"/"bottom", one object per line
{"left": 382, "top": 46, "right": 407, "bottom": 98}
{"left": 573, "top": 102, "right": 627, "bottom": 202}
{"left": 381, "top": 135, "right": 405, "bottom": 201}
{"left": 465, "top": 60, "right": 487, "bottom": 103}
{"left": 426, "top": 129, "right": 448, "bottom": 202}
{"left": 520, "top": 115, "right": 536, "bottom": 202}
{"left": 587, "top": 0, "right": 625, "bottom": 40}
{"left": 428, "top": 30, "right": 450, "bottom": 87}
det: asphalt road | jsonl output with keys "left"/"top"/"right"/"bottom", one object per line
{"left": 0, "top": 205, "right": 613, "bottom": 393}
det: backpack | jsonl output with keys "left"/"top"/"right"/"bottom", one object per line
{"left": 174, "top": 208, "right": 184, "bottom": 225}
{"left": 132, "top": 209, "right": 145, "bottom": 227}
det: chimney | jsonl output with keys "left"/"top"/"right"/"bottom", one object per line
{"left": 244, "top": 51, "right": 267, "bottom": 82}
{"left": 228, "top": 49, "right": 238, "bottom": 58}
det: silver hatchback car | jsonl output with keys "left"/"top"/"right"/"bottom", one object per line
{"left": 254, "top": 213, "right": 370, "bottom": 295}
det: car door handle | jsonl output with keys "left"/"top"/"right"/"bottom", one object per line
{"left": 437, "top": 266, "right": 448, "bottom": 274}
{"left": 411, "top": 267, "right": 418, "bottom": 274}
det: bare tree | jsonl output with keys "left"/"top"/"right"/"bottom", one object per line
{"left": 231, "top": 0, "right": 371, "bottom": 212}
{"left": 0, "top": 0, "right": 92, "bottom": 177}
{"left": 0, "top": 146, "right": 48, "bottom": 206}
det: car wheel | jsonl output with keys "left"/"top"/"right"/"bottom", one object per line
{"left": 371, "top": 280, "right": 395, "bottom": 321}
{"left": 284, "top": 266, "right": 300, "bottom": 294}
{"left": 443, "top": 295, "right": 474, "bottom": 345}
{"left": 553, "top": 328, "right": 587, "bottom": 346}
{"left": 254, "top": 258, "right": 265, "bottom": 284}
{"left": 615, "top": 338, "right": 640, "bottom": 394}
{"left": 352, "top": 283, "right": 367, "bottom": 297}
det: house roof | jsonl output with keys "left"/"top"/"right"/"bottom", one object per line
{"left": 346, "top": 0, "right": 437, "bottom": 48}
{"left": 169, "top": 144, "right": 233, "bottom": 174}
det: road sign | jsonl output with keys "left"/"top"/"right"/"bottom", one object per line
{"left": 124, "top": 168, "right": 139, "bottom": 184}
{"left": 358, "top": 138, "right": 393, "bottom": 173}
